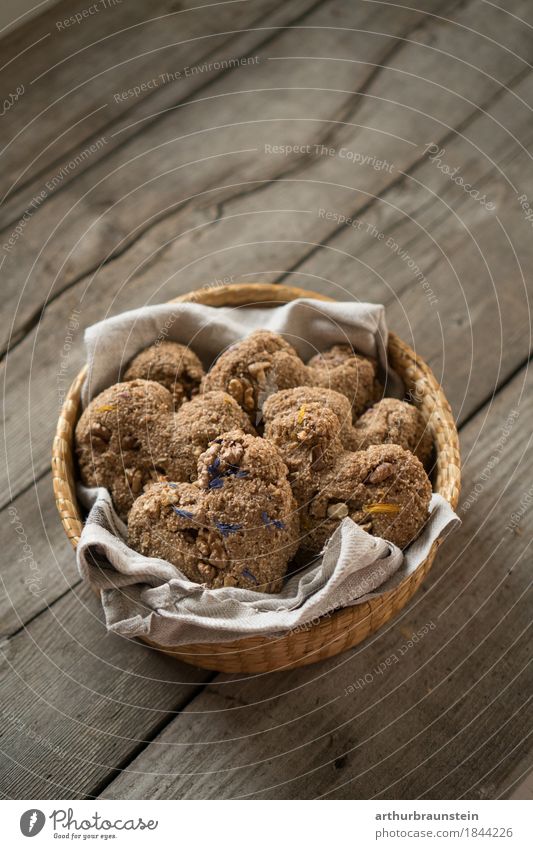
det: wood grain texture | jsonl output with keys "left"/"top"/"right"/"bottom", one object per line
{"left": 100, "top": 364, "right": 532, "bottom": 800}
{"left": 3, "top": 0, "right": 518, "bottom": 353}
{"left": 0, "top": 0, "right": 305, "bottom": 215}
{"left": 0, "top": 582, "right": 213, "bottom": 799}
{"left": 1, "top": 0, "right": 532, "bottom": 800}
{"left": 1, "top": 471, "right": 79, "bottom": 637}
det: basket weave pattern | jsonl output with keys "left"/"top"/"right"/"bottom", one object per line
{"left": 52, "top": 284, "right": 460, "bottom": 673}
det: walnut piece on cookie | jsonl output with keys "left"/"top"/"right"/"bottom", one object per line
{"left": 201, "top": 330, "right": 309, "bottom": 423}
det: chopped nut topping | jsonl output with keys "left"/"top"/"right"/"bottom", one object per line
{"left": 223, "top": 575, "right": 237, "bottom": 587}
{"left": 327, "top": 502, "right": 349, "bottom": 519}
{"left": 367, "top": 462, "right": 396, "bottom": 484}
{"left": 227, "top": 378, "right": 243, "bottom": 403}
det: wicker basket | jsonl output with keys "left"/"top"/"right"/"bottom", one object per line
{"left": 52, "top": 283, "right": 460, "bottom": 674}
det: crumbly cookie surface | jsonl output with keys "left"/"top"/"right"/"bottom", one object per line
{"left": 202, "top": 329, "right": 309, "bottom": 423}
{"left": 307, "top": 344, "right": 382, "bottom": 418}
{"left": 264, "top": 403, "right": 344, "bottom": 509}
{"left": 352, "top": 397, "right": 433, "bottom": 464}
{"left": 75, "top": 379, "right": 176, "bottom": 519}
{"left": 124, "top": 341, "right": 204, "bottom": 408}
{"left": 302, "top": 443, "right": 432, "bottom": 554}
{"left": 128, "top": 430, "right": 299, "bottom": 591}
{"left": 263, "top": 386, "right": 354, "bottom": 445}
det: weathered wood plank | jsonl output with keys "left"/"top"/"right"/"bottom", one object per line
{"left": 3, "top": 0, "right": 523, "bottom": 353}
{"left": 0, "top": 581, "right": 213, "bottom": 799}
{"left": 1, "top": 0, "right": 532, "bottom": 802}
{"left": 0, "top": 0, "right": 301, "bottom": 212}
{"left": 0, "top": 0, "right": 334, "bottom": 231}
{"left": 2, "top": 58, "right": 532, "bottom": 514}
{"left": 1, "top": 471, "right": 79, "bottom": 637}
{"left": 99, "top": 363, "right": 533, "bottom": 799}
{"left": 292, "top": 80, "right": 533, "bottom": 417}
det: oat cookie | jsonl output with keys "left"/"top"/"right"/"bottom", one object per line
{"left": 352, "top": 397, "right": 432, "bottom": 464}
{"left": 172, "top": 390, "right": 255, "bottom": 455}
{"left": 303, "top": 443, "right": 432, "bottom": 554}
{"left": 264, "top": 404, "right": 344, "bottom": 508}
{"left": 307, "top": 344, "right": 382, "bottom": 418}
{"left": 124, "top": 341, "right": 204, "bottom": 408}
{"left": 202, "top": 330, "right": 309, "bottom": 422}
{"left": 128, "top": 430, "right": 300, "bottom": 591}
{"left": 263, "top": 386, "right": 355, "bottom": 446}
{"left": 75, "top": 379, "right": 176, "bottom": 519}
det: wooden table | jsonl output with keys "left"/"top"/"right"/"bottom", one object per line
{"left": 1, "top": 0, "right": 531, "bottom": 800}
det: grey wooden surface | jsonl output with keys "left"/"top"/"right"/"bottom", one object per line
{"left": 0, "top": 0, "right": 531, "bottom": 800}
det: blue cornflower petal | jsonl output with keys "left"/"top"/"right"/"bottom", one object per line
{"left": 171, "top": 506, "right": 194, "bottom": 519}
{"left": 207, "top": 456, "right": 221, "bottom": 476}
{"left": 261, "top": 511, "right": 285, "bottom": 530}
{"left": 242, "top": 568, "right": 258, "bottom": 584}
{"left": 215, "top": 521, "right": 242, "bottom": 537}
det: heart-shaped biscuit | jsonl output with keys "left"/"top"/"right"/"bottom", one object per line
{"left": 128, "top": 430, "right": 300, "bottom": 591}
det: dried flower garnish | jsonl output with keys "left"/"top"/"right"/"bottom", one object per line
{"left": 96, "top": 404, "right": 115, "bottom": 413}
{"left": 207, "top": 456, "right": 247, "bottom": 488}
{"left": 171, "top": 505, "right": 194, "bottom": 519}
{"left": 364, "top": 502, "right": 401, "bottom": 515}
{"left": 261, "top": 511, "right": 285, "bottom": 530}
{"left": 207, "top": 456, "right": 221, "bottom": 476}
{"left": 242, "top": 568, "right": 258, "bottom": 584}
{"left": 215, "top": 521, "right": 242, "bottom": 537}
{"left": 225, "top": 462, "right": 248, "bottom": 478}
{"left": 297, "top": 404, "right": 306, "bottom": 424}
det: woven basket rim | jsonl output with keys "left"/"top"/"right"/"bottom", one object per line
{"left": 52, "top": 282, "right": 460, "bottom": 673}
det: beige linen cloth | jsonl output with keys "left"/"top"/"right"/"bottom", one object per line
{"left": 77, "top": 298, "right": 459, "bottom": 645}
